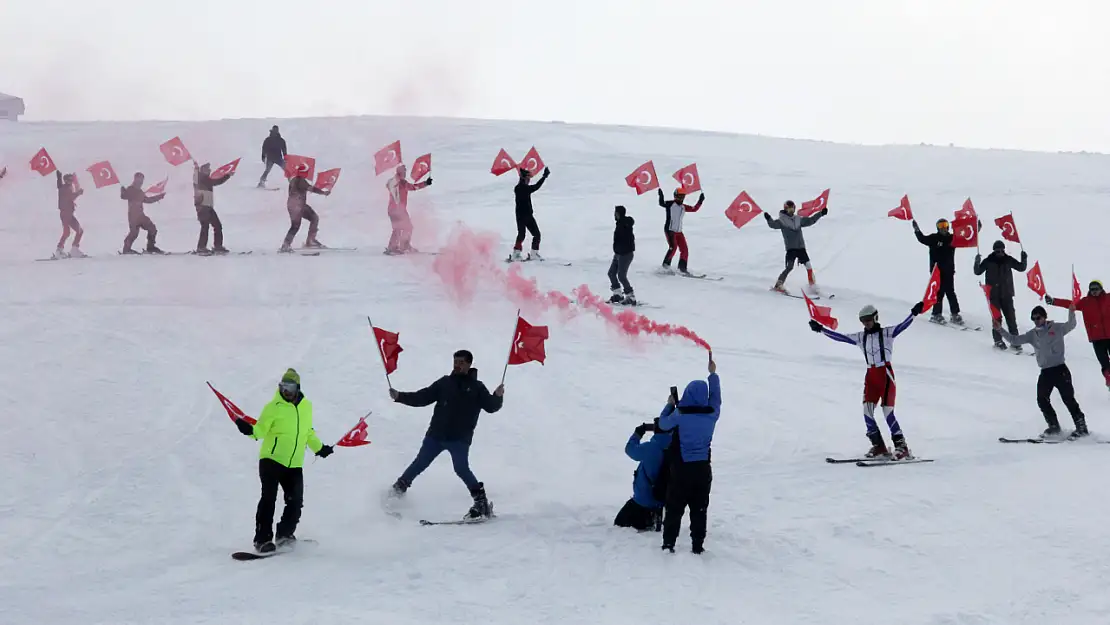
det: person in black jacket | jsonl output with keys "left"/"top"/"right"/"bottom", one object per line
{"left": 509, "top": 166, "right": 550, "bottom": 262}
{"left": 913, "top": 218, "right": 964, "bottom": 325}
{"left": 608, "top": 205, "right": 636, "bottom": 305}
{"left": 257, "top": 125, "right": 288, "bottom": 188}
{"left": 388, "top": 350, "right": 505, "bottom": 519}
{"left": 975, "top": 239, "right": 1029, "bottom": 350}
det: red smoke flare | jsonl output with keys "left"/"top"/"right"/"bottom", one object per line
{"left": 571, "top": 285, "right": 711, "bottom": 351}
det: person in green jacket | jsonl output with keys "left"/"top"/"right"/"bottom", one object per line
{"left": 236, "top": 368, "right": 334, "bottom": 553}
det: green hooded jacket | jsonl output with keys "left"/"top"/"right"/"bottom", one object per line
{"left": 252, "top": 390, "right": 323, "bottom": 468}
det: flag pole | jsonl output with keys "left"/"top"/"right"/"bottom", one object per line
{"left": 501, "top": 309, "right": 520, "bottom": 386}
{"left": 367, "top": 316, "right": 393, "bottom": 390}
{"left": 1013, "top": 212, "right": 1023, "bottom": 253}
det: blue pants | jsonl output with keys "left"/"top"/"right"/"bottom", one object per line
{"left": 399, "top": 436, "right": 479, "bottom": 490}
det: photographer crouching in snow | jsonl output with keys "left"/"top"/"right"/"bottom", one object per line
{"left": 614, "top": 421, "right": 673, "bottom": 532}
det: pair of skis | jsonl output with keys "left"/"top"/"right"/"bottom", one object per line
{"left": 505, "top": 256, "right": 572, "bottom": 266}
{"left": 998, "top": 436, "right": 1108, "bottom": 444}
{"left": 825, "top": 456, "right": 933, "bottom": 467}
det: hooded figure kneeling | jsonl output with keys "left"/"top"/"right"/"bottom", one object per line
{"left": 614, "top": 422, "right": 673, "bottom": 531}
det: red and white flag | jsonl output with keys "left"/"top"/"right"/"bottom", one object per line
{"left": 145, "top": 176, "right": 168, "bottom": 196}
{"left": 411, "top": 153, "right": 431, "bottom": 181}
{"left": 951, "top": 215, "right": 979, "bottom": 248}
{"left": 490, "top": 148, "right": 518, "bottom": 176}
{"left": 724, "top": 191, "right": 763, "bottom": 229}
{"left": 520, "top": 146, "right": 545, "bottom": 176}
{"left": 160, "top": 137, "right": 192, "bottom": 166}
{"left": 30, "top": 148, "right": 57, "bottom": 176}
{"left": 981, "top": 283, "right": 1002, "bottom": 321}
{"left": 1027, "top": 261, "right": 1046, "bottom": 299}
{"left": 803, "top": 292, "right": 838, "bottom": 330}
{"left": 509, "top": 316, "right": 549, "bottom": 365}
{"left": 799, "top": 188, "right": 830, "bottom": 218}
{"left": 1073, "top": 267, "right": 1083, "bottom": 301}
{"left": 374, "top": 141, "right": 402, "bottom": 176}
{"left": 206, "top": 382, "right": 257, "bottom": 426}
{"left": 284, "top": 155, "right": 315, "bottom": 180}
{"left": 210, "top": 158, "right": 240, "bottom": 180}
{"left": 994, "top": 214, "right": 1021, "bottom": 243}
{"left": 315, "top": 168, "right": 341, "bottom": 192}
{"left": 888, "top": 195, "right": 913, "bottom": 221}
{"left": 369, "top": 320, "right": 403, "bottom": 375}
{"left": 336, "top": 413, "right": 372, "bottom": 448}
{"left": 922, "top": 265, "right": 942, "bottom": 312}
{"left": 87, "top": 161, "right": 119, "bottom": 189}
{"left": 672, "top": 163, "right": 701, "bottom": 194}
{"left": 625, "top": 160, "right": 660, "bottom": 195}
{"left": 955, "top": 198, "right": 977, "bottom": 220}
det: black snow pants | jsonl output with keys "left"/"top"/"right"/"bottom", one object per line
{"left": 254, "top": 458, "right": 304, "bottom": 544}
{"left": 931, "top": 269, "right": 960, "bottom": 316}
{"left": 1037, "top": 364, "right": 1084, "bottom": 429}
{"left": 662, "top": 460, "right": 712, "bottom": 550}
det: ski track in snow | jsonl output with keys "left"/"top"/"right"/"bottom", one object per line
{"left": 1, "top": 117, "right": 1110, "bottom": 624}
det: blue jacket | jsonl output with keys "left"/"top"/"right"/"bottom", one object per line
{"left": 625, "top": 430, "right": 673, "bottom": 508}
{"left": 657, "top": 373, "right": 721, "bottom": 462}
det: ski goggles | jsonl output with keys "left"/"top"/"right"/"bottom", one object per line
{"left": 1090, "top": 282, "right": 1104, "bottom": 294}
{"left": 936, "top": 220, "right": 950, "bottom": 230}
{"left": 278, "top": 380, "right": 299, "bottom": 394}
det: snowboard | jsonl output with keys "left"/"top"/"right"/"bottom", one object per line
{"left": 231, "top": 538, "right": 317, "bottom": 561}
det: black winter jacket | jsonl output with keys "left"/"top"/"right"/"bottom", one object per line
{"left": 914, "top": 229, "right": 957, "bottom": 275}
{"left": 262, "top": 131, "right": 287, "bottom": 162}
{"left": 395, "top": 369, "right": 503, "bottom": 443}
{"left": 974, "top": 250, "right": 1028, "bottom": 299}
{"left": 514, "top": 172, "right": 548, "bottom": 215}
{"left": 613, "top": 215, "right": 635, "bottom": 254}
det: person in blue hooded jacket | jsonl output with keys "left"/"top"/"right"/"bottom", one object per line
{"left": 655, "top": 353, "right": 720, "bottom": 554}
{"left": 614, "top": 422, "right": 673, "bottom": 531}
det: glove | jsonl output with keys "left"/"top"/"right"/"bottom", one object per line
{"left": 698, "top": 193, "right": 705, "bottom": 203}
{"left": 911, "top": 301, "right": 924, "bottom": 316}
{"left": 425, "top": 178, "right": 433, "bottom": 186}
{"left": 1044, "top": 295, "right": 1054, "bottom": 305}
{"left": 820, "top": 207, "right": 828, "bottom": 215}
{"left": 235, "top": 418, "right": 254, "bottom": 436}
{"left": 808, "top": 319, "right": 823, "bottom": 333}
{"left": 975, "top": 254, "right": 981, "bottom": 262}
{"left": 764, "top": 213, "right": 773, "bottom": 222}
{"left": 634, "top": 423, "right": 650, "bottom": 437}
{"left": 316, "top": 445, "right": 334, "bottom": 458}
{"left": 543, "top": 167, "right": 550, "bottom": 176}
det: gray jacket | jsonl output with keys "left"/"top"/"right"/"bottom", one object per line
{"left": 1000, "top": 309, "right": 1077, "bottom": 369}
{"left": 765, "top": 210, "right": 824, "bottom": 250}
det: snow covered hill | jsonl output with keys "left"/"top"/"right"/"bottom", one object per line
{"left": 1, "top": 116, "right": 1109, "bottom": 625}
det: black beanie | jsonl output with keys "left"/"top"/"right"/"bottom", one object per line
{"left": 1031, "top": 305, "right": 1047, "bottom": 319}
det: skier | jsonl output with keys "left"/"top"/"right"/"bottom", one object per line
{"left": 257, "top": 125, "right": 287, "bottom": 188}
{"left": 384, "top": 164, "right": 432, "bottom": 255}
{"left": 120, "top": 173, "right": 167, "bottom": 254}
{"left": 995, "top": 303, "right": 1088, "bottom": 438}
{"left": 608, "top": 205, "right": 636, "bottom": 305}
{"left": 233, "top": 368, "right": 334, "bottom": 553}
{"left": 1046, "top": 280, "right": 1110, "bottom": 390}
{"left": 509, "top": 166, "right": 550, "bottom": 261}
{"left": 764, "top": 200, "right": 827, "bottom": 294}
{"left": 192, "top": 161, "right": 233, "bottom": 254}
{"left": 913, "top": 218, "right": 964, "bottom": 325}
{"left": 809, "top": 301, "right": 926, "bottom": 460}
{"left": 388, "top": 350, "right": 505, "bottom": 520}
{"left": 657, "top": 187, "right": 705, "bottom": 275}
{"left": 973, "top": 240, "right": 1028, "bottom": 351}
{"left": 614, "top": 421, "right": 672, "bottom": 532}
{"left": 281, "top": 170, "right": 330, "bottom": 252}
{"left": 53, "top": 170, "right": 86, "bottom": 259}
{"left": 655, "top": 353, "right": 720, "bottom": 554}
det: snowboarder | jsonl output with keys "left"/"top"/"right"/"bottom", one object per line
{"left": 53, "top": 171, "right": 85, "bottom": 259}
{"left": 765, "top": 200, "right": 827, "bottom": 294}
{"left": 809, "top": 301, "right": 926, "bottom": 460}
{"left": 995, "top": 304, "right": 1088, "bottom": 438}
{"left": 388, "top": 350, "right": 505, "bottom": 520}
{"left": 257, "top": 125, "right": 287, "bottom": 188}
{"left": 608, "top": 205, "right": 636, "bottom": 305}
{"left": 193, "top": 161, "right": 233, "bottom": 254}
{"left": 913, "top": 218, "right": 964, "bottom": 325}
{"left": 1046, "top": 280, "right": 1110, "bottom": 390}
{"left": 120, "top": 173, "right": 167, "bottom": 254}
{"left": 281, "top": 171, "right": 330, "bottom": 252}
{"left": 233, "top": 368, "right": 334, "bottom": 553}
{"left": 509, "top": 166, "right": 550, "bottom": 261}
{"left": 655, "top": 352, "right": 720, "bottom": 554}
{"left": 974, "top": 240, "right": 1028, "bottom": 351}
{"left": 384, "top": 164, "right": 432, "bottom": 255}
{"left": 657, "top": 187, "right": 704, "bottom": 275}
{"left": 615, "top": 421, "right": 672, "bottom": 532}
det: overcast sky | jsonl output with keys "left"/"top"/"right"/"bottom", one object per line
{"left": 2, "top": 0, "right": 1108, "bottom": 152}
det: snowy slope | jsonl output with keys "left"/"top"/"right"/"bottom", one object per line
{"left": 2, "top": 116, "right": 1109, "bottom": 625}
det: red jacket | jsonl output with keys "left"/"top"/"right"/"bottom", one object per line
{"left": 1049, "top": 293, "right": 1110, "bottom": 341}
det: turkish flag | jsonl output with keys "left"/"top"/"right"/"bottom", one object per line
{"left": 411, "top": 153, "right": 431, "bottom": 181}
{"left": 87, "top": 161, "right": 119, "bottom": 189}
{"left": 1073, "top": 268, "right": 1083, "bottom": 301}
{"left": 372, "top": 325, "right": 403, "bottom": 375}
{"left": 374, "top": 141, "right": 402, "bottom": 176}
{"left": 803, "top": 292, "right": 838, "bottom": 330}
{"left": 1027, "top": 261, "right": 1046, "bottom": 299}
{"left": 315, "top": 168, "right": 341, "bottom": 192}
{"left": 160, "top": 137, "right": 192, "bottom": 166}
{"left": 951, "top": 215, "right": 979, "bottom": 248}
{"left": 210, "top": 158, "right": 240, "bottom": 181}
{"left": 520, "top": 146, "right": 545, "bottom": 176}
{"left": 145, "top": 176, "right": 168, "bottom": 196}
{"left": 30, "top": 148, "right": 56, "bottom": 176}
{"left": 922, "top": 265, "right": 942, "bottom": 312}
{"left": 888, "top": 195, "right": 913, "bottom": 221}
{"left": 798, "top": 188, "right": 830, "bottom": 218}
{"left": 284, "top": 155, "right": 315, "bottom": 180}
{"left": 672, "top": 163, "right": 701, "bottom": 194}
{"left": 509, "top": 316, "right": 549, "bottom": 365}
{"left": 206, "top": 382, "right": 257, "bottom": 426}
{"left": 724, "top": 191, "right": 763, "bottom": 229}
{"left": 955, "top": 198, "right": 977, "bottom": 220}
{"left": 994, "top": 214, "right": 1021, "bottom": 243}
{"left": 625, "top": 160, "right": 660, "bottom": 195}
{"left": 490, "top": 148, "right": 518, "bottom": 176}
{"left": 981, "top": 283, "right": 1002, "bottom": 321}
{"left": 336, "top": 414, "right": 372, "bottom": 448}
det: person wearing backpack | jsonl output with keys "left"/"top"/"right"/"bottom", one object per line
{"left": 614, "top": 421, "right": 673, "bottom": 531}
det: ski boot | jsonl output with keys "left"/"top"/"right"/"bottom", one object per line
{"left": 254, "top": 540, "right": 276, "bottom": 553}
{"left": 145, "top": 245, "right": 166, "bottom": 255}
{"left": 677, "top": 258, "right": 691, "bottom": 276}
{"left": 771, "top": 279, "right": 789, "bottom": 295}
{"left": 465, "top": 483, "right": 493, "bottom": 520}
{"left": 51, "top": 247, "right": 68, "bottom": 260}
{"left": 661, "top": 543, "right": 675, "bottom": 553}
{"left": 69, "top": 246, "right": 87, "bottom": 258}
{"left": 891, "top": 435, "right": 913, "bottom": 460}
{"left": 212, "top": 246, "right": 230, "bottom": 255}
{"left": 1068, "top": 416, "right": 1089, "bottom": 439}
{"left": 929, "top": 313, "right": 947, "bottom": 325}
{"left": 865, "top": 432, "right": 890, "bottom": 458}
{"left": 608, "top": 288, "right": 623, "bottom": 304}
{"left": 120, "top": 247, "right": 140, "bottom": 255}
{"left": 526, "top": 250, "right": 544, "bottom": 261}
{"left": 275, "top": 535, "right": 297, "bottom": 548}
{"left": 621, "top": 292, "right": 637, "bottom": 306}
{"left": 389, "top": 477, "right": 409, "bottom": 498}
{"left": 304, "top": 238, "right": 325, "bottom": 249}
{"left": 692, "top": 543, "right": 705, "bottom": 555}
{"left": 383, "top": 247, "right": 403, "bottom": 256}
{"left": 659, "top": 263, "right": 676, "bottom": 276}
{"left": 1040, "top": 423, "right": 1063, "bottom": 439}
{"left": 1010, "top": 344, "right": 1023, "bottom": 354}
{"left": 949, "top": 313, "right": 965, "bottom": 326}
{"left": 509, "top": 249, "right": 523, "bottom": 262}
{"left": 279, "top": 243, "right": 293, "bottom": 253}
{"left": 1102, "top": 370, "right": 1110, "bottom": 391}
{"left": 195, "top": 246, "right": 211, "bottom": 255}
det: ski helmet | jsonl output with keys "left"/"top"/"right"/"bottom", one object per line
{"left": 859, "top": 304, "right": 878, "bottom": 321}
{"left": 1090, "top": 280, "right": 1103, "bottom": 292}
{"left": 673, "top": 188, "right": 686, "bottom": 198}
{"left": 936, "top": 218, "right": 950, "bottom": 230}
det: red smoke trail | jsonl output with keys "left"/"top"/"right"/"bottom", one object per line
{"left": 571, "top": 285, "right": 712, "bottom": 351}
